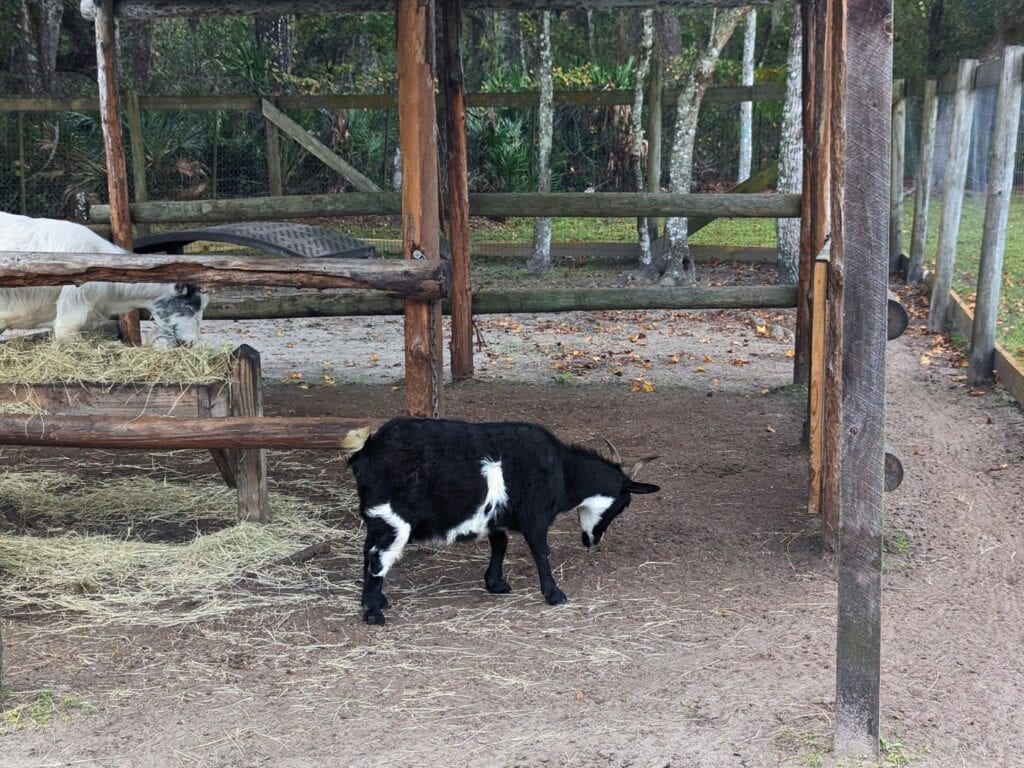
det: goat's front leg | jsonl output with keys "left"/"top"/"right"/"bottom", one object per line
{"left": 522, "top": 524, "right": 566, "bottom": 606}
{"left": 484, "top": 530, "right": 512, "bottom": 594}
{"left": 360, "top": 509, "right": 410, "bottom": 625}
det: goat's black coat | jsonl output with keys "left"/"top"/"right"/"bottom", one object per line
{"left": 348, "top": 417, "right": 659, "bottom": 624}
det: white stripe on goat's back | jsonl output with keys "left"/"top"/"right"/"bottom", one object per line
{"left": 444, "top": 458, "right": 508, "bottom": 544}
{"left": 366, "top": 502, "right": 411, "bottom": 577}
{"left": 575, "top": 495, "right": 616, "bottom": 539}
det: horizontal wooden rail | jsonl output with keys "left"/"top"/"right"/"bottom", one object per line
{"left": 0, "top": 251, "right": 448, "bottom": 298}
{"left": 204, "top": 285, "right": 798, "bottom": 319}
{"left": 0, "top": 85, "right": 786, "bottom": 114}
{"left": 0, "top": 415, "right": 382, "bottom": 450}
{"left": 90, "top": 192, "right": 800, "bottom": 224}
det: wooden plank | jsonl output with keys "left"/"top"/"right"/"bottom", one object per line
{"left": 265, "top": 106, "right": 283, "bottom": 197}
{"left": 229, "top": 345, "right": 268, "bottom": 522}
{"left": 889, "top": 81, "right": 906, "bottom": 273}
{"left": 0, "top": 251, "right": 448, "bottom": 298}
{"left": 91, "top": 191, "right": 801, "bottom": 224}
{"left": 968, "top": 47, "right": 1024, "bottom": 385}
{"left": 807, "top": 256, "right": 829, "bottom": 515}
{"left": 0, "top": 414, "right": 383, "bottom": 449}
{"left": 906, "top": 79, "right": 938, "bottom": 284}
{"left": 94, "top": 0, "right": 141, "bottom": 345}
{"left": 79, "top": 0, "right": 779, "bottom": 20}
{"left": 205, "top": 284, "right": 798, "bottom": 319}
{"left": 0, "top": 382, "right": 202, "bottom": 416}
{"left": 948, "top": 290, "right": 1024, "bottom": 410}
{"left": 686, "top": 163, "right": 779, "bottom": 235}
{"left": 928, "top": 59, "right": 978, "bottom": 332}
{"left": 197, "top": 383, "right": 236, "bottom": 488}
{"left": 126, "top": 90, "right": 151, "bottom": 239}
{"left": 440, "top": 0, "right": 473, "bottom": 381}
{"left": 398, "top": 0, "right": 444, "bottom": 418}
{"left": 261, "top": 98, "right": 381, "bottom": 193}
{"left": 833, "top": 0, "right": 889, "bottom": 755}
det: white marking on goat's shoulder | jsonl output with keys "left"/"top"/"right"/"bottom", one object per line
{"left": 444, "top": 458, "right": 509, "bottom": 544}
{"left": 365, "top": 502, "right": 411, "bottom": 577}
{"left": 575, "top": 495, "right": 616, "bottom": 538}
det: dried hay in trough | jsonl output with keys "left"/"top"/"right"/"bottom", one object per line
{"left": 0, "top": 336, "right": 234, "bottom": 386}
{"left": 0, "top": 464, "right": 366, "bottom": 629}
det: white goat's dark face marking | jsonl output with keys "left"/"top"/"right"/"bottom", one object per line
{"left": 150, "top": 284, "right": 208, "bottom": 346}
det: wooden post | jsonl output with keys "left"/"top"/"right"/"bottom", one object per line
{"left": 889, "top": 80, "right": 906, "bottom": 273}
{"left": 796, "top": 0, "right": 833, "bottom": 387}
{"left": 907, "top": 79, "right": 938, "bottom": 283}
{"left": 398, "top": 0, "right": 444, "bottom": 417}
{"left": 17, "top": 111, "right": 27, "bottom": 214}
{"left": 646, "top": 49, "right": 663, "bottom": 241}
{"left": 968, "top": 47, "right": 1024, "bottom": 385}
{"left": 928, "top": 59, "right": 978, "bottom": 332}
{"left": 212, "top": 110, "right": 220, "bottom": 199}
{"left": 440, "top": 0, "right": 473, "bottom": 381}
{"left": 832, "top": 0, "right": 890, "bottom": 756}
{"left": 229, "top": 345, "right": 269, "bottom": 522}
{"left": 94, "top": 0, "right": 141, "bottom": 345}
{"left": 265, "top": 100, "right": 284, "bottom": 197}
{"left": 807, "top": 251, "right": 829, "bottom": 516}
{"left": 126, "top": 90, "right": 151, "bottom": 238}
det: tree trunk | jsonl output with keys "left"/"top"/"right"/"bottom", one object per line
{"left": 528, "top": 11, "right": 554, "bottom": 274}
{"left": 10, "top": 0, "right": 64, "bottom": 93}
{"left": 255, "top": 15, "right": 292, "bottom": 92}
{"left": 738, "top": 9, "right": 756, "bottom": 182}
{"left": 587, "top": 9, "right": 597, "bottom": 62}
{"left": 659, "top": 7, "right": 751, "bottom": 285}
{"left": 926, "top": 0, "right": 945, "bottom": 75}
{"left": 776, "top": 8, "right": 802, "bottom": 285}
{"left": 128, "top": 19, "right": 153, "bottom": 91}
{"left": 632, "top": 10, "right": 655, "bottom": 265}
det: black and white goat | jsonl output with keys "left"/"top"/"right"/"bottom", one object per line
{"left": 0, "top": 212, "right": 208, "bottom": 346}
{"left": 344, "top": 418, "right": 659, "bottom": 625}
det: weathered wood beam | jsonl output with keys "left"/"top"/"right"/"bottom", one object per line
{"left": 80, "top": 0, "right": 778, "bottom": 20}
{"left": 889, "top": 80, "right": 906, "bottom": 273}
{"left": 0, "top": 414, "right": 381, "bottom": 449}
{"left": 261, "top": 98, "right": 381, "bottom": 192}
{"left": 229, "top": 345, "right": 269, "bottom": 522}
{"left": 90, "top": 192, "right": 801, "bottom": 224}
{"left": 687, "top": 163, "right": 779, "bottom": 235}
{"left": 833, "top": 0, "right": 890, "bottom": 756}
{"left": 204, "top": 285, "right": 798, "bottom": 319}
{"left": 0, "top": 251, "right": 448, "bottom": 298}
{"left": 906, "top": 79, "right": 938, "bottom": 284}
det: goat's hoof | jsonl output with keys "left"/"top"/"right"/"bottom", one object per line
{"left": 486, "top": 578, "right": 512, "bottom": 594}
{"left": 363, "top": 608, "right": 386, "bottom": 625}
{"left": 544, "top": 588, "right": 567, "bottom": 606}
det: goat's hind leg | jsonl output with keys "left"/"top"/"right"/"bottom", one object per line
{"left": 484, "top": 530, "right": 512, "bottom": 594}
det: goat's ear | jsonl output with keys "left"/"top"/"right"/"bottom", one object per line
{"left": 173, "top": 282, "right": 188, "bottom": 296}
{"left": 625, "top": 455, "right": 659, "bottom": 479}
{"left": 627, "top": 481, "right": 660, "bottom": 495}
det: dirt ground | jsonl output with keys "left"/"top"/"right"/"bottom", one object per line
{"left": 1, "top": 283, "right": 1023, "bottom": 767}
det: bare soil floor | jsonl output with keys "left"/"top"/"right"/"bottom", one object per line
{"left": 1, "top": 284, "right": 1023, "bottom": 768}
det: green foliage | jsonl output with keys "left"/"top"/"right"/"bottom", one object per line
{"left": 480, "top": 116, "right": 535, "bottom": 193}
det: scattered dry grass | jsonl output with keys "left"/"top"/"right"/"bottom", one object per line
{"left": 0, "top": 336, "right": 234, "bottom": 386}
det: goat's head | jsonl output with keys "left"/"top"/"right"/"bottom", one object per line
{"left": 148, "top": 283, "right": 209, "bottom": 347}
{"left": 576, "top": 447, "right": 660, "bottom": 548}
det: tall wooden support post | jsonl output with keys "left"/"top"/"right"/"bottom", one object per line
{"left": 126, "top": 91, "right": 151, "bottom": 238}
{"left": 229, "top": 345, "right": 269, "bottom": 522}
{"left": 906, "top": 79, "right": 938, "bottom": 284}
{"left": 398, "top": 0, "right": 444, "bottom": 417}
{"left": 440, "top": 0, "right": 473, "bottom": 381}
{"left": 265, "top": 100, "right": 284, "bottom": 197}
{"left": 646, "top": 51, "right": 663, "bottom": 242}
{"left": 928, "top": 59, "right": 978, "bottom": 332}
{"left": 94, "top": 0, "right": 141, "bottom": 345}
{"left": 17, "top": 112, "right": 27, "bottom": 214}
{"left": 831, "top": 0, "right": 890, "bottom": 756}
{"left": 796, "top": 0, "right": 833, "bottom": 388}
{"left": 968, "top": 47, "right": 1024, "bottom": 385}
{"left": 889, "top": 80, "right": 906, "bottom": 273}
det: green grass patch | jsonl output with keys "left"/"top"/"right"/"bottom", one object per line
{"left": 1, "top": 690, "right": 93, "bottom": 731}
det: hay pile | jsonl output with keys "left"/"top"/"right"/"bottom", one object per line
{"left": 0, "top": 465, "right": 364, "bottom": 628}
{"left": 0, "top": 336, "right": 234, "bottom": 386}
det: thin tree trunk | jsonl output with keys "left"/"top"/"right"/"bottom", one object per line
{"left": 632, "top": 10, "right": 655, "bottom": 265}
{"left": 738, "top": 9, "right": 756, "bottom": 182}
{"left": 528, "top": 11, "right": 554, "bottom": 274}
{"left": 587, "top": 10, "right": 597, "bottom": 62}
{"left": 776, "top": 7, "right": 802, "bottom": 285}
{"left": 128, "top": 19, "right": 153, "bottom": 91}
{"left": 660, "top": 7, "right": 751, "bottom": 285}
{"left": 255, "top": 15, "right": 292, "bottom": 92}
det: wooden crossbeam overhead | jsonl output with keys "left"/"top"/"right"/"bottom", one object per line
{"left": 80, "top": 0, "right": 777, "bottom": 19}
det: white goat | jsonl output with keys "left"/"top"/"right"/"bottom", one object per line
{"left": 0, "top": 212, "right": 208, "bottom": 346}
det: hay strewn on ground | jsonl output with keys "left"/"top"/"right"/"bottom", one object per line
{"left": 0, "top": 467, "right": 363, "bottom": 628}
{"left": 0, "top": 336, "right": 234, "bottom": 385}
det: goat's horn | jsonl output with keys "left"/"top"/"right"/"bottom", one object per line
{"left": 601, "top": 437, "right": 622, "bottom": 466}
{"left": 625, "top": 455, "right": 659, "bottom": 479}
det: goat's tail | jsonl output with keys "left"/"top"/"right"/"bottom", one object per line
{"left": 340, "top": 426, "right": 372, "bottom": 454}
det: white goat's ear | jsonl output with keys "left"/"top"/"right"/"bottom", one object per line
{"left": 625, "top": 455, "right": 659, "bottom": 479}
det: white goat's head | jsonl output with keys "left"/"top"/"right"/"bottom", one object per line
{"left": 148, "top": 283, "right": 209, "bottom": 347}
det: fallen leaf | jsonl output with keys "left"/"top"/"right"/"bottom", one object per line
{"left": 703, "top": 355, "right": 714, "bottom": 363}
{"left": 694, "top": 366, "right": 706, "bottom": 373}
{"left": 732, "top": 358, "right": 751, "bottom": 366}
{"left": 785, "top": 349, "right": 796, "bottom": 358}
{"left": 920, "top": 355, "right": 931, "bottom": 366}
{"left": 987, "top": 464, "right": 1009, "bottom": 473}
{"left": 912, "top": 449, "right": 926, "bottom": 456}
{"left": 766, "top": 425, "right": 776, "bottom": 433}
{"left": 575, "top": 691, "right": 585, "bottom": 701}
{"left": 668, "top": 355, "right": 679, "bottom": 364}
